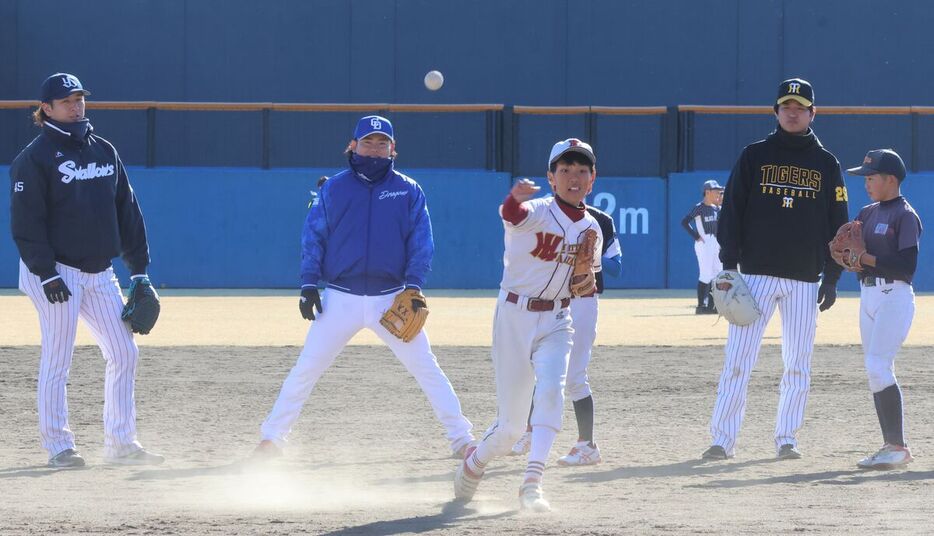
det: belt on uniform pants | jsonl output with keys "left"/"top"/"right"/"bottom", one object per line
{"left": 860, "top": 275, "right": 894, "bottom": 287}
{"left": 506, "top": 292, "right": 570, "bottom": 312}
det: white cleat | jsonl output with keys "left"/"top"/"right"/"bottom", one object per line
{"left": 48, "top": 448, "right": 86, "bottom": 468}
{"left": 519, "top": 481, "right": 551, "bottom": 512}
{"left": 453, "top": 446, "right": 483, "bottom": 501}
{"left": 857, "top": 444, "right": 913, "bottom": 470}
{"left": 104, "top": 448, "right": 165, "bottom": 466}
{"left": 557, "top": 441, "right": 602, "bottom": 466}
{"left": 509, "top": 431, "right": 531, "bottom": 456}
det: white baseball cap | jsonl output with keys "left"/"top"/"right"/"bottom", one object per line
{"left": 548, "top": 138, "right": 596, "bottom": 168}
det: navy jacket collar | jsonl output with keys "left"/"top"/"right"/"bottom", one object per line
{"left": 43, "top": 119, "right": 94, "bottom": 146}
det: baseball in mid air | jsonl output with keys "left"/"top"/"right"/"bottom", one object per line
{"left": 424, "top": 70, "right": 444, "bottom": 91}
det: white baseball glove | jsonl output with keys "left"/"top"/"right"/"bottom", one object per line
{"left": 710, "top": 270, "right": 761, "bottom": 326}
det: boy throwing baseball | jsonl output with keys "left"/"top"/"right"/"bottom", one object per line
{"left": 454, "top": 138, "right": 602, "bottom": 512}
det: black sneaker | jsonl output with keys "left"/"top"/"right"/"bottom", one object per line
{"left": 778, "top": 444, "right": 802, "bottom": 459}
{"left": 48, "top": 448, "right": 86, "bottom": 468}
{"left": 701, "top": 445, "right": 731, "bottom": 460}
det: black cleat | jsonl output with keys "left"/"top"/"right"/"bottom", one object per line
{"left": 701, "top": 445, "right": 731, "bottom": 460}
{"left": 777, "top": 444, "right": 802, "bottom": 459}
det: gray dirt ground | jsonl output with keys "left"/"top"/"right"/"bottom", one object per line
{"left": 1, "top": 344, "right": 933, "bottom": 535}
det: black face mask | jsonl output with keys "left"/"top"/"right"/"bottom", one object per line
{"left": 349, "top": 153, "right": 393, "bottom": 183}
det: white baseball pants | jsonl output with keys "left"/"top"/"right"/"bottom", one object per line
{"left": 480, "top": 290, "right": 572, "bottom": 457}
{"left": 694, "top": 237, "right": 722, "bottom": 283}
{"left": 860, "top": 280, "right": 915, "bottom": 393}
{"left": 709, "top": 274, "right": 818, "bottom": 454}
{"left": 567, "top": 295, "right": 598, "bottom": 402}
{"left": 19, "top": 260, "right": 142, "bottom": 459}
{"left": 260, "top": 288, "right": 473, "bottom": 449}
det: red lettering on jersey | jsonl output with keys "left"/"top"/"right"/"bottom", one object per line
{"left": 531, "top": 232, "right": 563, "bottom": 261}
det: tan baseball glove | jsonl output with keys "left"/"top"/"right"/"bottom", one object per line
{"left": 829, "top": 221, "right": 866, "bottom": 271}
{"left": 570, "top": 228, "right": 598, "bottom": 297}
{"left": 380, "top": 289, "right": 429, "bottom": 343}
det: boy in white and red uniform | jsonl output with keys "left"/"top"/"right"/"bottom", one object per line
{"left": 454, "top": 139, "right": 602, "bottom": 512}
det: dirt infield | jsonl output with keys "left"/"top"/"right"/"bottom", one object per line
{"left": 3, "top": 290, "right": 934, "bottom": 346}
{"left": 1, "top": 291, "right": 933, "bottom": 534}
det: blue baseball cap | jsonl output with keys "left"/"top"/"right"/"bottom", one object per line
{"left": 353, "top": 115, "right": 394, "bottom": 141}
{"left": 847, "top": 149, "right": 907, "bottom": 181}
{"left": 703, "top": 179, "right": 724, "bottom": 191}
{"left": 40, "top": 73, "right": 91, "bottom": 103}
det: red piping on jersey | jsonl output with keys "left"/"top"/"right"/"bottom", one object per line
{"left": 555, "top": 195, "right": 586, "bottom": 222}
{"left": 502, "top": 193, "right": 529, "bottom": 225}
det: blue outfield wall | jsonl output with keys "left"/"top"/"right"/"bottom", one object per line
{"left": 1, "top": 167, "right": 930, "bottom": 290}
{"left": 0, "top": 167, "right": 511, "bottom": 289}
{"left": 669, "top": 172, "right": 934, "bottom": 292}
{"left": 589, "top": 177, "right": 667, "bottom": 289}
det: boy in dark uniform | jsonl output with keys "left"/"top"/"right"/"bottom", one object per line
{"left": 843, "top": 149, "right": 921, "bottom": 469}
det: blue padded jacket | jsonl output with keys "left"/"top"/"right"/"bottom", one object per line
{"left": 300, "top": 165, "right": 433, "bottom": 295}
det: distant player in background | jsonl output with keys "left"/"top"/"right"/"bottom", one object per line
{"left": 253, "top": 115, "right": 474, "bottom": 460}
{"left": 307, "top": 175, "right": 329, "bottom": 209}
{"left": 454, "top": 138, "right": 602, "bottom": 512}
{"left": 843, "top": 149, "right": 921, "bottom": 470}
{"left": 509, "top": 205, "right": 621, "bottom": 467}
{"left": 10, "top": 73, "right": 163, "bottom": 467}
{"left": 682, "top": 180, "right": 724, "bottom": 314}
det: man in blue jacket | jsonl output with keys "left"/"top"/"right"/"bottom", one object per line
{"left": 253, "top": 116, "right": 475, "bottom": 459}
{"left": 10, "top": 73, "right": 163, "bottom": 467}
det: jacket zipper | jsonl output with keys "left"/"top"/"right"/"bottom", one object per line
{"left": 363, "top": 183, "right": 374, "bottom": 295}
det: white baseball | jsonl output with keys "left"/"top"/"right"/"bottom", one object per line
{"left": 424, "top": 70, "right": 444, "bottom": 91}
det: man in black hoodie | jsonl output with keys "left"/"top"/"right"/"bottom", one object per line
{"left": 701, "top": 78, "right": 849, "bottom": 461}
{"left": 10, "top": 73, "right": 163, "bottom": 468}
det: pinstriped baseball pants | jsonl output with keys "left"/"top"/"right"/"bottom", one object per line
{"left": 709, "top": 274, "right": 818, "bottom": 455}
{"left": 19, "top": 260, "right": 142, "bottom": 459}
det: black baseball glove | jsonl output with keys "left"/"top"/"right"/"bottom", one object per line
{"left": 299, "top": 287, "right": 323, "bottom": 321}
{"left": 42, "top": 277, "right": 72, "bottom": 304}
{"left": 122, "top": 277, "right": 161, "bottom": 335}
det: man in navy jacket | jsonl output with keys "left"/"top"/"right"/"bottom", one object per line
{"left": 10, "top": 73, "right": 163, "bottom": 467}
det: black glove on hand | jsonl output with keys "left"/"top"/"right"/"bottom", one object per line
{"left": 121, "top": 277, "right": 161, "bottom": 335}
{"left": 299, "top": 287, "right": 323, "bottom": 321}
{"left": 42, "top": 278, "right": 72, "bottom": 304}
{"left": 817, "top": 281, "right": 837, "bottom": 312}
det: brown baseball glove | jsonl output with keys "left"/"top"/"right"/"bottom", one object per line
{"left": 570, "top": 228, "right": 598, "bottom": 297}
{"left": 380, "top": 288, "right": 429, "bottom": 343}
{"left": 829, "top": 220, "right": 866, "bottom": 272}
